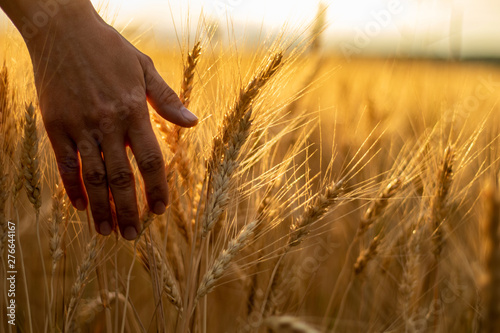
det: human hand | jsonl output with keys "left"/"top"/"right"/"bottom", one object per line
{"left": 26, "top": 3, "right": 198, "bottom": 240}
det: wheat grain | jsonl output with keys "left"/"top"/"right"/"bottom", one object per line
{"left": 357, "top": 177, "right": 402, "bottom": 237}
{"left": 353, "top": 236, "right": 380, "bottom": 275}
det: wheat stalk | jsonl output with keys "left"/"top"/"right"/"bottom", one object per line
{"left": 167, "top": 169, "right": 191, "bottom": 243}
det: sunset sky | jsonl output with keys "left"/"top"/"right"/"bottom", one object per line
{"left": 1, "top": 0, "right": 500, "bottom": 58}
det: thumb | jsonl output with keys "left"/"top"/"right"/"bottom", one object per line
{"left": 142, "top": 56, "right": 198, "bottom": 127}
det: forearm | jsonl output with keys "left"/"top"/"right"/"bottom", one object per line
{"left": 0, "top": 0, "right": 98, "bottom": 42}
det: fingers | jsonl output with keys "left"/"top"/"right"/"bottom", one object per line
{"left": 128, "top": 121, "right": 168, "bottom": 215}
{"left": 80, "top": 146, "right": 113, "bottom": 236}
{"left": 49, "top": 133, "right": 87, "bottom": 211}
{"left": 141, "top": 56, "right": 199, "bottom": 127}
{"left": 101, "top": 140, "right": 140, "bottom": 240}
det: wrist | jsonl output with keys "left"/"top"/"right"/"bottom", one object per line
{"left": 4, "top": 0, "right": 99, "bottom": 45}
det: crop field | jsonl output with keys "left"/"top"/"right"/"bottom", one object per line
{"left": 1, "top": 10, "right": 500, "bottom": 333}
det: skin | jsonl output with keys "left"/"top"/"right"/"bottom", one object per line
{"left": 0, "top": 0, "right": 198, "bottom": 240}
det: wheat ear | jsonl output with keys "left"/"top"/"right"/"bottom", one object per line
{"left": 49, "top": 184, "right": 66, "bottom": 271}
{"left": 353, "top": 236, "right": 381, "bottom": 275}
{"left": 357, "top": 177, "right": 402, "bottom": 238}
{"left": 208, "top": 52, "right": 283, "bottom": 173}
{"left": 65, "top": 236, "right": 100, "bottom": 329}
{"left": 22, "top": 103, "right": 41, "bottom": 212}
{"left": 137, "top": 240, "right": 183, "bottom": 312}
{"left": 429, "top": 146, "right": 454, "bottom": 257}
{"left": 264, "top": 179, "right": 344, "bottom": 316}
{"left": 202, "top": 110, "right": 253, "bottom": 237}
{"left": 180, "top": 41, "right": 202, "bottom": 109}
{"left": 197, "top": 220, "right": 258, "bottom": 301}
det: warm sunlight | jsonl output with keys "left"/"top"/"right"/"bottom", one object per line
{"left": 2, "top": 0, "right": 500, "bottom": 57}
{"left": 89, "top": 0, "right": 500, "bottom": 58}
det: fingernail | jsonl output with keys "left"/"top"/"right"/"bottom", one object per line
{"left": 99, "top": 221, "right": 112, "bottom": 236}
{"left": 75, "top": 198, "right": 86, "bottom": 211}
{"left": 123, "top": 226, "right": 138, "bottom": 240}
{"left": 180, "top": 107, "right": 198, "bottom": 124}
{"left": 153, "top": 201, "right": 166, "bottom": 215}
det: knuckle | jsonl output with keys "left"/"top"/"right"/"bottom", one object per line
{"left": 58, "top": 155, "right": 80, "bottom": 176}
{"left": 157, "top": 84, "right": 180, "bottom": 105}
{"left": 108, "top": 169, "right": 135, "bottom": 189}
{"left": 84, "top": 169, "right": 107, "bottom": 187}
{"left": 139, "top": 151, "right": 164, "bottom": 173}
{"left": 142, "top": 54, "right": 154, "bottom": 67}
{"left": 44, "top": 116, "right": 64, "bottom": 133}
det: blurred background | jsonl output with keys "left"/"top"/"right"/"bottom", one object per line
{"left": 2, "top": 0, "right": 499, "bottom": 59}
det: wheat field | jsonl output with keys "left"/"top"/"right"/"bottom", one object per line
{"left": 1, "top": 10, "right": 500, "bottom": 333}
